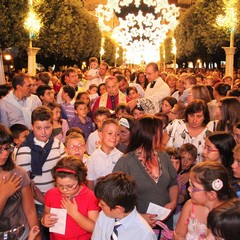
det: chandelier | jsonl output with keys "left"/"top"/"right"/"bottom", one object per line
{"left": 96, "top": 0, "right": 179, "bottom": 64}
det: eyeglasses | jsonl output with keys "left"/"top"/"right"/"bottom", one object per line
{"left": 0, "top": 144, "right": 14, "bottom": 154}
{"left": 67, "top": 144, "right": 85, "bottom": 151}
{"left": 203, "top": 145, "right": 219, "bottom": 153}
{"left": 56, "top": 183, "right": 78, "bottom": 191}
{"left": 120, "top": 130, "right": 130, "bottom": 136}
{"left": 233, "top": 133, "right": 240, "bottom": 140}
{"left": 189, "top": 180, "right": 205, "bottom": 193}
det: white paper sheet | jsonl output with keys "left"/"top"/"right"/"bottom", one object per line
{"left": 49, "top": 208, "right": 67, "bottom": 235}
{"left": 146, "top": 202, "right": 171, "bottom": 220}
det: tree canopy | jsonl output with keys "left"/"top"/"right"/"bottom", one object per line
{"left": 174, "top": 0, "right": 239, "bottom": 67}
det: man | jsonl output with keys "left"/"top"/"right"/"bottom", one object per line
{"left": 128, "top": 62, "right": 170, "bottom": 114}
{"left": 0, "top": 73, "right": 42, "bottom": 128}
{"left": 117, "top": 74, "right": 145, "bottom": 98}
{"left": 92, "top": 76, "right": 130, "bottom": 114}
{"left": 57, "top": 67, "right": 86, "bottom": 104}
{"left": 97, "top": 61, "right": 109, "bottom": 84}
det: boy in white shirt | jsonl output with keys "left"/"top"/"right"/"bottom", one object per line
{"left": 85, "top": 57, "right": 99, "bottom": 89}
{"left": 87, "top": 118, "right": 123, "bottom": 190}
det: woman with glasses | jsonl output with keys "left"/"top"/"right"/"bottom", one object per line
{"left": 0, "top": 124, "right": 39, "bottom": 240}
{"left": 174, "top": 161, "right": 236, "bottom": 240}
{"left": 41, "top": 155, "right": 100, "bottom": 240}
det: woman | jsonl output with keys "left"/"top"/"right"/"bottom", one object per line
{"left": 208, "top": 83, "right": 231, "bottom": 120}
{"left": 166, "top": 99, "right": 212, "bottom": 162}
{"left": 160, "top": 96, "right": 178, "bottom": 118}
{"left": 166, "top": 74, "right": 178, "bottom": 95}
{"left": 0, "top": 124, "right": 39, "bottom": 239}
{"left": 187, "top": 84, "right": 212, "bottom": 105}
{"left": 202, "top": 132, "right": 236, "bottom": 169}
{"left": 113, "top": 116, "right": 178, "bottom": 229}
{"left": 216, "top": 96, "right": 240, "bottom": 133}
{"left": 136, "top": 72, "right": 148, "bottom": 90}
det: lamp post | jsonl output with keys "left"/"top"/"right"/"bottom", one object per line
{"left": 24, "top": 1, "right": 41, "bottom": 76}
{"left": 216, "top": 0, "right": 237, "bottom": 82}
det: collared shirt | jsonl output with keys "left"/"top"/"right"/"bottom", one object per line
{"left": 61, "top": 99, "right": 75, "bottom": 122}
{"left": 87, "top": 147, "right": 123, "bottom": 182}
{"left": 69, "top": 115, "right": 93, "bottom": 140}
{"left": 92, "top": 208, "right": 157, "bottom": 240}
{"left": 0, "top": 91, "right": 42, "bottom": 128}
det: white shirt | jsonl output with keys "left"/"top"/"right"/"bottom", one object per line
{"left": 87, "top": 147, "right": 123, "bottom": 181}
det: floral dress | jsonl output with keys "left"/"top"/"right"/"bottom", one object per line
{"left": 185, "top": 204, "right": 208, "bottom": 240}
{"left": 166, "top": 119, "right": 213, "bottom": 162}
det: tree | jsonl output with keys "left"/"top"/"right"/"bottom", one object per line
{"left": 102, "top": 35, "right": 116, "bottom": 66}
{"left": 35, "top": 0, "right": 101, "bottom": 68}
{"left": 174, "top": 0, "right": 240, "bottom": 68}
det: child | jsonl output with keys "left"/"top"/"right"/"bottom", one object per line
{"left": 61, "top": 85, "right": 76, "bottom": 122}
{"left": 10, "top": 123, "right": 30, "bottom": 161}
{"left": 233, "top": 121, "right": 240, "bottom": 144}
{"left": 92, "top": 172, "right": 157, "bottom": 240}
{"left": 131, "top": 105, "right": 145, "bottom": 119}
{"left": 69, "top": 101, "right": 93, "bottom": 141}
{"left": 76, "top": 91, "right": 92, "bottom": 119}
{"left": 48, "top": 102, "right": 69, "bottom": 143}
{"left": 65, "top": 131, "right": 88, "bottom": 165}
{"left": 231, "top": 144, "right": 240, "bottom": 198}
{"left": 88, "top": 84, "right": 99, "bottom": 108}
{"left": 160, "top": 96, "right": 177, "bottom": 116}
{"left": 36, "top": 85, "right": 55, "bottom": 106}
{"left": 86, "top": 119, "right": 123, "bottom": 190}
{"left": 174, "top": 161, "right": 236, "bottom": 240}
{"left": 86, "top": 107, "right": 111, "bottom": 155}
{"left": 41, "top": 156, "right": 100, "bottom": 240}
{"left": 206, "top": 198, "right": 240, "bottom": 240}
{"left": 126, "top": 86, "right": 140, "bottom": 100}
{"left": 15, "top": 106, "right": 66, "bottom": 239}
{"left": 117, "top": 116, "right": 135, "bottom": 153}
{"left": 85, "top": 57, "right": 99, "bottom": 88}
{"left": 114, "top": 103, "right": 131, "bottom": 120}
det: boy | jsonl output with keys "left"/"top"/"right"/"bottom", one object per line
{"left": 86, "top": 107, "right": 111, "bottom": 155}
{"left": 114, "top": 103, "right": 131, "bottom": 120}
{"left": 10, "top": 123, "right": 30, "bottom": 161}
{"left": 65, "top": 131, "right": 89, "bottom": 164}
{"left": 69, "top": 101, "right": 93, "bottom": 140}
{"left": 85, "top": 57, "right": 99, "bottom": 88}
{"left": 92, "top": 172, "right": 157, "bottom": 240}
{"left": 15, "top": 106, "right": 65, "bottom": 238}
{"left": 61, "top": 85, "right": 76, "bottom": 122}
{"left": 131, "top": 105, "right": 145, "bottom": 119}
{"left": 36, "top": 85, "right": 55, "bottom": 106}
{"left": 86, "top": 119, "right": 122, "bottom": 190}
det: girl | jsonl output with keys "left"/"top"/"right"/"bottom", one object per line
{"left": 174, "top": 161, "right": 236, "bottom": 240}
{"left": 160, "top": 96, "right": 177, "bottom": 117}
{"left": 48, "top": 102, "right": 69, "bottom": 143}
{"left": 117, "top": 116, "right": 135, "bottom": 153}
{"left": 0, "top": 124, "right": 39, "bottom": 240}
{"left": 41, "top": 156, "right": 100, "bottom": 240}
{"left": 202, "top": 132, "right": 236, "bottom": 169}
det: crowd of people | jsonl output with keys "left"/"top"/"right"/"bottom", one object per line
{"left": 0, "top": 57, "right": 240, "bottom": 240}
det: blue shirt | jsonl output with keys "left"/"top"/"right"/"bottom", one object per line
{"left": 92, "top": 208, "right": 157, "bottom": 240}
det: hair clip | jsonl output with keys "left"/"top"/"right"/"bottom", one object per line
{"left": 212, "top": 179, "right": 223, "bottom": 191}
{"left": 56, "top": 168, "right": 76, "bottom": 174}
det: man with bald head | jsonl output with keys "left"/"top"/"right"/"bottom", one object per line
{"left": 128, "top": 62, "right": 170, "bottom": 114}
{"left": 92, "top": 76, "right": 130, "bottom": 114}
